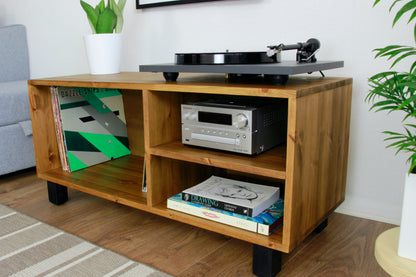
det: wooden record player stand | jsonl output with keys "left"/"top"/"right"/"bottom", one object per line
{"left": 28, "top": 72, "right": 352, "bottom": 277}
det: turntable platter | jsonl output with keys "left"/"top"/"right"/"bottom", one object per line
{"left": 176, "top": 52, "right": 276, "bottom": 65}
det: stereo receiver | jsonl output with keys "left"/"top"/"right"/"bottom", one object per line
{"left": 181, "top": 97, "right": 287, "bottom": 155}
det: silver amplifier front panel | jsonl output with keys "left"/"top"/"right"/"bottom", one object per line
{"left": 182, "top": 124, "right": 254, "bottom": 154}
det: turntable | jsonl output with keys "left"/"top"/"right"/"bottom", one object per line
{"left": 139, "top": 38, "right": 344, "bottom": 85}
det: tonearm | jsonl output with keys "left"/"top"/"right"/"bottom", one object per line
{"left": 267, "top": 38, "right": 320, "bottom": 63}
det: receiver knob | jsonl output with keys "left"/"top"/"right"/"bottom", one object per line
{"left": 234, "top": 113, "right": 248, "bottom": 129}
{"left": 184, "top": 112, "right": 197, "bottom": 121}
{"left": 189, "top": 112, "right": 198, "bottom": 121}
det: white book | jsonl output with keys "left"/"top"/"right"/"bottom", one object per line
{"left": 181, "top": 176, "right": 280, "bottom": 217}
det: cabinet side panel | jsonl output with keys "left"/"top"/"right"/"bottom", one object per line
{"left": 28, "top": 85, "right": 61, "bottom": 173}
{"left": 122, "top": 90, "right": 144, "bottom": 156}
{"left": 142, "top": 90, "right": 182, "bottom": 149}
{"left": 286, "top": 84, "right": 352, "bottom": 250}
{"left": 282, "top": 97, "right": 297, "bottom": 249}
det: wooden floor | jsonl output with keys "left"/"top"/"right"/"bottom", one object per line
{"left": 0, "top": 168, "right": 394, "bottom": 277}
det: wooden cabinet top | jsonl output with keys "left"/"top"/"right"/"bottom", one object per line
{"left": 29, "top": 72, "right": 352, "bottom": 99}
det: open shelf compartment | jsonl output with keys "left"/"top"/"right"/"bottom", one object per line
{"left": 38, "top": 155, "right": 147, "bottom": 209}
{"left": 151, "top": 199, "right": 286, "bottom": 251}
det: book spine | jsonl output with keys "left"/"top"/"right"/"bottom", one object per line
{"left": 168, "top": 198, "right": 259, "bottom": 233}
{"left": 181, "top": 192, "right": 253, "bottom": 217}
{"left": 257, "top": 217, "right": 283, "bottom": 235}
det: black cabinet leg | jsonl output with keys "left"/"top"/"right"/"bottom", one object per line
{"left": 314, "top": 218, "right": 328, "bottom": 233}
{"left": 47, "top": 181, "right": 68, "bottom": 205}
{"left": 253, "top": 244, "right": 282, "bottom": 277}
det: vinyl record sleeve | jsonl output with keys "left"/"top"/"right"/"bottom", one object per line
{"left": 51, "top": 86, "right": 130, "bottom": 172}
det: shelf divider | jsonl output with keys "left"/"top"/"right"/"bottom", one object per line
{"left": 149, "top": 141, "right": 287, "bottom": 180}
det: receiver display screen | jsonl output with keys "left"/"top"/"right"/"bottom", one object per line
{"left": 198, "top": 111, "right": 232, "bottom": 125}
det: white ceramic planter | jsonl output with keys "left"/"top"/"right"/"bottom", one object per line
{"left": 398, "top": 172, "right": 416, "bottom": 261}
{"left": 84, "top": 33, "right": 122, "bottom": 75}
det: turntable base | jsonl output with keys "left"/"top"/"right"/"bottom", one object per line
{"left": 139, "top": 60, "right": 344, "bottom": 85}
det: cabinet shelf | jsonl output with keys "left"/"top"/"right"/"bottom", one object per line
{"left": 38, "top": 155, "right": 148, "bottom": 209}
{"left": 149, "top": 140, "right": 287, "bottom": 180}
{"left": 151, "top": 201, "right": 285, "bottom": 251}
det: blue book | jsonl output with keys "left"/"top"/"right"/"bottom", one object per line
{"left": 168, "top": 193, "right": 283, "bottom": 235}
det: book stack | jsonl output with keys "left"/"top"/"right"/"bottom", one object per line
{"left": 51, "top": 86, "right": 130, "bottom": 172}
{"left": 167, "top": 176, "right": 283, "bottom": 235}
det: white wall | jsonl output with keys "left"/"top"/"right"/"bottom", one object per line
{"left": 1, "top": 0, "right": 412, "bottom": 224}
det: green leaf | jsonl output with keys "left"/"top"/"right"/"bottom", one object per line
{"left": 398, "top": 81, "right": 416, "bottom": 89}
{"left": 371, "top": 99, "right": 399, "bottom": 107}
{"left": 392, "top": 50, "right": 416, "bottom": 67}
{"left": 409, "top": 159, "right": 416, "bottom": 174}
{"left": 374, "top": 45, "right": 403, "bottom": 58}
{"left": 392, "top": 0, "right": 416, "bottom": 26}
{"left": 96, "top": 7, "right": 117, "bottom": 33}
{"left": 408, "top": 7, "right": 416, "bottom": 22}
{"left": 369, "top": 71, "right": 397, "bottom": 81}
{"left": 414, "top": 22, "right": 416, "bottom": 42}
{"left": 118, "top": 0, "right": 127, "bottom": 12}
{"left": 398, "top": 95, "right": 416, "bottom": 110}
{"left": 80, "top": 0, "right": 98, "bottom": 33}
{"left": 390, "top": 0, "right": 403, "bottom": 12}
{"left": 96, "top": 0, "right": 105, "bottom": 14}
{"left": 373, "top": 45, "right": 416, "bottom": 68}
{"left": 111, "top": 0, "right": 124, "bottom": 33}
{"left": 405, "top": 123, "right": 416, "bottom": 128}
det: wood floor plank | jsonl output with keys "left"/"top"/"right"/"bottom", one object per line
{"left": 0, "top": 168, "right": 395, "bottom": 276}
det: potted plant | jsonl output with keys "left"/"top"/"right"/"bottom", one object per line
{"left": 80, "top": 0, "right": 127, "bottom": 74}
{"left": 366, "top": 0, "right": 416, "bottom": 262}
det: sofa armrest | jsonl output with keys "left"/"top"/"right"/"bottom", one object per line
{"left": 0, "top": 80, "right": 31, "bottom": 127}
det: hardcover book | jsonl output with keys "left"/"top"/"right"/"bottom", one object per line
{"left": 51, "top": 86, "right": 130, "bottom": 172}
{"left": 168, "top": 194, "right": 284, "bottom": 235}
{"left": 181, "top": 176, "right": 280, "bottom": 217}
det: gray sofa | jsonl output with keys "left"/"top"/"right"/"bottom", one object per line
{"left": 0, "top": 24, "right": 35, "bottom": 175}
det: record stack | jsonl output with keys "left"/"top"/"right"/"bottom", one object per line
{"left": 51, "top": 86, "right": 130, "bottom": 172}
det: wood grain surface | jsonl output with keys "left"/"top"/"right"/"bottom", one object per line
{"left": 27, "top": 73, "right": 353, "bottom": 254}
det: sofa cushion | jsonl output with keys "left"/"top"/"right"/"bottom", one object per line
{"left": 0, "top": 25, "right": 30, "bottom": 82}
{"left": 0, "top": 80, "right": 31, "bottom": 127}
{"left": 0, "top": 123, "right": 35, "bottom": 175}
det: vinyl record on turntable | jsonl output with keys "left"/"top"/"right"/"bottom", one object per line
{"left": 175, "top": 52, "right": 277, "bottom": 65}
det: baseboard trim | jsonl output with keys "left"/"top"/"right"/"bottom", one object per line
{"left": 335, "top": 207, "right": 400, "bottom": 225}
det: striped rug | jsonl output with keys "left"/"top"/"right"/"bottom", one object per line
{"left": 0, "top": 204, "right": 170, "bottom": 277}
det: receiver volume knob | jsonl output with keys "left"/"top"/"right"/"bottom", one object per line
{"left": 189, "top": 112, "right": 198, "bottom": 121}
{"left": 184, "top": 112, "right": 197, "bottom": 121}
{"left": 234, "top": 113, "right": 248, "bottom": 129}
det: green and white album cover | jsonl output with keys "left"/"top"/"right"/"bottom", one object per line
{"left": 51, "top": 86, "right": 130, "bottom": 172}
